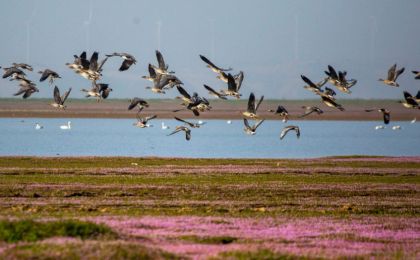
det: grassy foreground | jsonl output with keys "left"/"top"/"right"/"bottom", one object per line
{"left": 0, "top": 156, "right": 419, "bottom": 259}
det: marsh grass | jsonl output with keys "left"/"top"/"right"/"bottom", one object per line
{"left": 1, "top": 242, "right": 180, "bottom": 260}
{"left": 0, "top": 220, "right": 116, "bottom": 242}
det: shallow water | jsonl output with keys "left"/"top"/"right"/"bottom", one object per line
{"left": 0, "top": 118, "right": 419, "bottom": 158}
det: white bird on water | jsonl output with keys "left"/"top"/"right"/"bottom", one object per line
{"left": 60, "top": 121, "right": 71, "bottom": 130}
{"left": 227, "top": 120, "right": 232, "bottom": 124}
{"left": 375, "top": 125, "right": 385, "bottom": 130}
{"left": 35, "top": 123, "right": 43, "bottom": 130}
{"left": 392, "top": 125, "right": 401, "bottom": 130}
{"left": 161, "top": 122, "right": 170, "bottom": 129}
{"left": 411, "top": 118, "right": 416, "bottom": 124}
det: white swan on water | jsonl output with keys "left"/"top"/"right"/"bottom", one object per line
{"left": 60, "top": 121, "right": 71, "bottom": 130}
{"left": 35, "top": 123, "right": 43, "bottom": 130}
{"left": 161, "top": 122, "right": 170, "bottom": 129}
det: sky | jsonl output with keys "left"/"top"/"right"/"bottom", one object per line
{"left": 0, "top": 0, "right": 419, "bottom": 100}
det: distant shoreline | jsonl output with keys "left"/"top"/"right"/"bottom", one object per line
{"left": 0, "top": 98, "right": 417, "bottom": 120}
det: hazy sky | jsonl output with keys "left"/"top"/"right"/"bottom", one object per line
{"left": 1, "top": 0, "right": 419, "bottom": 99}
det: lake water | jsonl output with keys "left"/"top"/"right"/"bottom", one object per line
{"left": 0, "top": 118, "right": 419, "bottom": 158}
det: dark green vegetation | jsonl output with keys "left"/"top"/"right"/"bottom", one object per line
{"left": 0, "top": 156, "right": 418, "bottom": 218}
{"left": 0, "top": 220, "right": 116, "bottom": 242}
{"left": 1, "top": 242, "right": 180, "bottom": 260}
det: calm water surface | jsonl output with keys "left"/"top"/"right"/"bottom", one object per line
{"left": 0, "top": 118, "right": 419, "bottom": 158}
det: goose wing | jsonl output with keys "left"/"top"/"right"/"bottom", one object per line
{"left": 97, "top": 57, "right": 108, "bottom": 73}
{"left": 301, "top": 75, "right": 319, "bottom": 89}
{"left": 145, "top": 115, "right": 157, "bottom": 122}
{"left": 174, "top": 117, "right": 193, "bottom": 127}
{"left": 234, "top": 71, "right": 244, "bottom": 90}
{"left": 199, "top": 55, "right": 221, "bottom": 71}
{"left": 243, "top": 118, "right": 251, "bottom": 129}
{"left": 156, "top": 50, "right": 166, "bottom": 70}
{"left": 387, "top": 64, "right": 397, "bottom": 81}
{"left": 227, "top": 73, "right": 237, "bottom": 92}
{"left": 254, "top": 119, "right": 265, "bottom": 131}
{"left": 403, "top": 91, "right": 418, "bottom": 106}
{"left": 148, "top": 64, "right": 157, "bottom": 78}
{"left": 255, "top": 95, "right": 264, "bottom": 112}
{"left": 176, "top": 85, "right": 191, "bottom": 100}
{"left": 53, "top": 86, "right": 61, "bottom": 104}
{"left": 247, "top": 92, "right": 256, "bottom": 113}
{"left": 119, "top": 59, "right": 134, "bottom": 71}
{"left": 299, "top": 107, "right": 316, "bottom": 118}
{"left": 327, "top": 65, "right": 338, "bottom": 80}
{"left": 394, "top": 67, "right": 405, "bottom": 81}
{"left": 89, "top": 52, "right": 99, "bottom": 71}
{"left": 39, "top": 70, "right": 51, "bottom": 82}
{"left": 167, "top": 126, "right": 184, "bottom": 136}
{"left": 61, "top": 88, "right": 72, "bottom": 104}
{"left": 204, "top": 84, "right": 226, "bottom": 99}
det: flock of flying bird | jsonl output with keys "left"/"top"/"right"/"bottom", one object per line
{"left": 1, "top": 51, "right": 420, "bottom": 141}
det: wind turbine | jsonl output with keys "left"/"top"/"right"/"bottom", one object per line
{"left": 369, "top": 15, "right": 377, "bottom": 67}
{"left": 210, "top": 19, "right": 215, "bottom": 60}
{"left": 157, "top": 20, "right": 162, "bottom": 50}
{"left": 84, "top": 0, "right": 93, "bottom": 53}
{"left": 26, "top": 7, "right": 37, "bottom": 64}
{"left": 294, "top": 14, "right": 299, "bottom": 62}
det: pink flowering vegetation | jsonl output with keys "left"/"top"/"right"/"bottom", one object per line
{"left": 90, "top": 216, "right": 420, "bottom": 259}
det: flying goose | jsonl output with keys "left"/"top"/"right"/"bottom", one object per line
{"left": 299, "top": 106, "right": 324, "bottom": 118}
{"left": 174, "top": 86, "right": 201, "bottom": 116}
{"left": 220, "top": 73, "right": 242, "bottom": 99}
{"left": 106, "top": 52, "right": 137, "bottom": 71}
{"left": 412, "top": 70, "right": 420, "bottom": 80}
{"left": 268, "top": 105, "right": 289, "bottom": 122}
{"left": 364, "top": 108, "right": 390, "bottom": 124}
{"left": 2, "top": 67, "right": 26, "bottom": 79}
{"left": 242, "top": 92, "right": 264, "bottom": 119}
{"left": 12, "top": 63, "right": 33, "bottom": 71}
{"left": 379, "top": 64, "right": 405, "bottom": 87}
{"left": 70, "top": 52, "right": 108, "bottom": 81}
{"left": 199, "top": 54, "right": 232, "bottom": 74}
{"left": 81, "top": 81, "right": 101, "bottom": 99}
{"left": 280, "top": 126, "right": 300, "bottom": 140}
{"left": 243, "top": 118, "right": 264, "bottom": 135}
{"left": 203, "top": 84, "right": 227, "bottom": 100}
{"left": 325, "top": 65, "right": 356, "bottom": 93}
{"left": 321, "top": 95, "right": 345, "bottom": 111}
{"left": 151, "top": 50, "right": 174, "bottom": 75}
{"left": 174, "top": 117, "right": 205, "bottom": 128}
{"left": 301, "top": 75, "right": 327, "bottom": 95}
{"left": 51, "top": 86, "right": 71, "bottom": 109}
{"left": 128, "top": 98, "right": 149, "bottom": 113}
{"left": 39, "top": 69, "right": 61, "bottom": 84}
{"left": 399, "top": 91, "right": 419, "bottom": 109}
{"left": 13, "top": 81, "right": 39, "bottom": 99}
{"left": 133, "top": 114, "right": 157, "bottom": 128}
{"left": 167, "top": 126, "right": 191, "bottom": 140}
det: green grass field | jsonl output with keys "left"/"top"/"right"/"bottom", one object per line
{"left": 0, "top": 156, "right": 419, "bottom": 259}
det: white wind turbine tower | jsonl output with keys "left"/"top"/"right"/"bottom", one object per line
{"left": 26, "top": 7, "right": 37, "bottom": 64}
{"left": 84, "top": 0, "right": 93, "bottom": 53}
{"left": 369, "top": 15, "right": 377, "bottom": 67}
{"left": 157, "top": 20, "right": 162, "bottom": 50}
{"left": 294, "top": 14, "right": 299, "bottom": 62}
{"left": 210, "top": 19, "right": 215, "bottom": 60}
